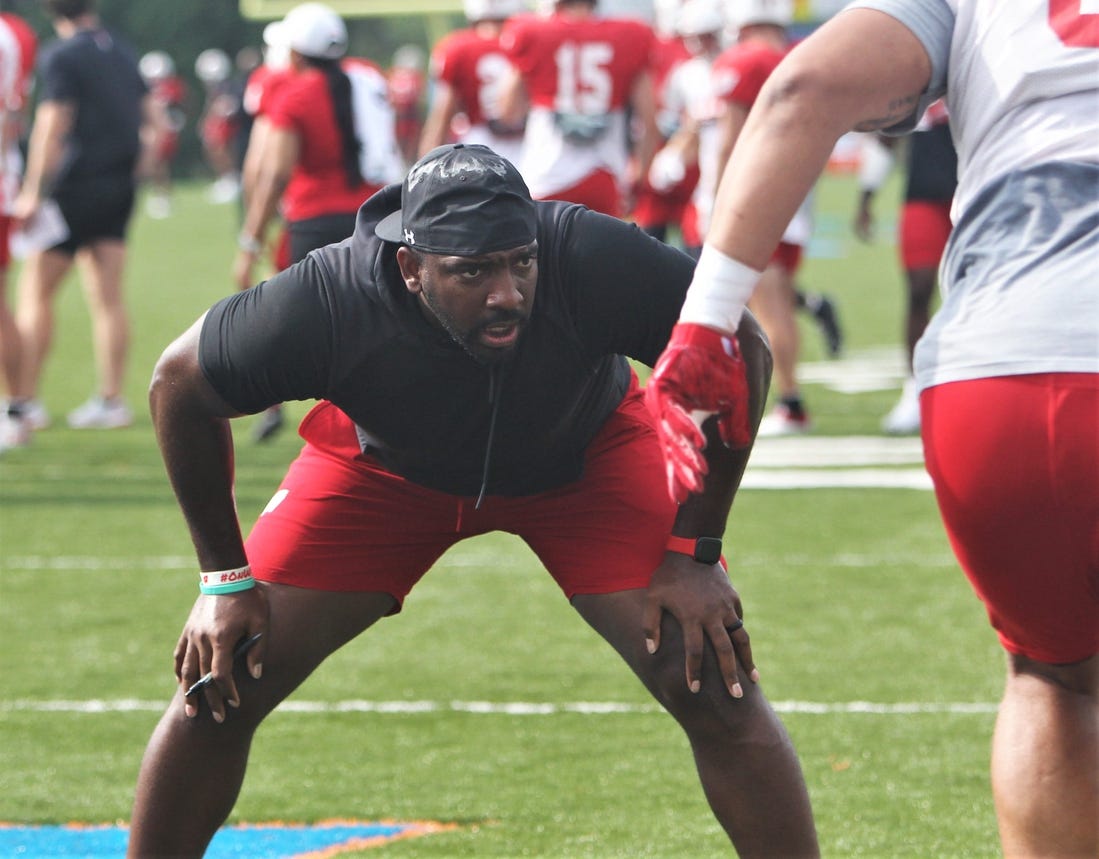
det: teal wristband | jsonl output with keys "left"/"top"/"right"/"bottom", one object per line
{"left": 199, "top": 565, "right": 255, "bottom": 595}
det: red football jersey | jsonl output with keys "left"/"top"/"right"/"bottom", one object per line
{"left": 431, "top": 26, "right": 513, "bottom": 128}
{"left": 502, "top": 12, "right": 655, "bottom": 113}
{"left": 711, "top": 40, "right": 787, "bottom": 109}
{"left": 244, "top": 63, "right": 296, "bottom": 119}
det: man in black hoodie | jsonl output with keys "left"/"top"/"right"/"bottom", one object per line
{"left": 129, "top": 144, "right": 819, "bottom": 858}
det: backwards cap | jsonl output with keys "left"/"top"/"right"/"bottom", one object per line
{"left": 375, "top": 144, "right": 537, "bottom": 256}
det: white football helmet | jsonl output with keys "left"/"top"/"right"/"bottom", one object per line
{"left": 195, "top": 48, "right": 231, "bottom": 84}
{"left": 727, "top": 0, "right": 793, "bottom": 29}
{"left": 464, "top": 0, "right": 526, "bottom": 21}
{"left": 139, "top": 50, "right": 175, "bottom": 81}
{"left": 676, "top": 0, "right": 724, "bottom": 36}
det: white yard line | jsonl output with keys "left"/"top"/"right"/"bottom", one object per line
{"left": 1, "top": 698, "right": 997, "bottom": 715}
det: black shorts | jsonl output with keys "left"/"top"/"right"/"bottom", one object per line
{"left": 288, "top": 213, "right": 358, "bottom": 264}
{"left": 51, "top": 175, "right": 136, "bottom": 255}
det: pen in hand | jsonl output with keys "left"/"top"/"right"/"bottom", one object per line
{"left": 184, "top": 632, "right": 263, "bottom": 698}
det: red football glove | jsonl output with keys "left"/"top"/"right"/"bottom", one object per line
{"left": 645, "top": 322, "right": 752, "bottom": 504}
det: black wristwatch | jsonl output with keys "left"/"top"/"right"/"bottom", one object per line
{"left": 666, "top": 535, "right": 723, "bottom": 565}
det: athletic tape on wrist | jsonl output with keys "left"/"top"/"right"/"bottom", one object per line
{"left": 678, "top": 244, "right": 761, "bottom": 335}
{"left": 199, "top": 565, "right": 255, "bottom": 595}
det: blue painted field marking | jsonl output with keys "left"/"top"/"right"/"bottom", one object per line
{"left": 0, "top": 819, "right": 455, "bottom": 857}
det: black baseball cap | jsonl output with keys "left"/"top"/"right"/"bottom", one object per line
{"left": 375, "top": 144, "right": 538, "bottom": 256}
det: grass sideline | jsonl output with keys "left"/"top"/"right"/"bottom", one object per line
{"left": 0, "top": 176, "right": 1003, "bottom": 856}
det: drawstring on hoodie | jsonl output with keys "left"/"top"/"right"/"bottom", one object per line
{"left": 475, "top": 363, "right": 504, "bottom": 509}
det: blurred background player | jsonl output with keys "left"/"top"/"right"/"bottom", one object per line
{"left": 235, "top": 18, "right": 297, "bottom": 442}
{"left": 138, "top": 50, "right": 188, "bottom": 219}
{"left": 387, "top": 43, "right": 426, "bottom": 169}
{"left": 0, "top": 2, "right": 35, "bottom": 450}
{"left": 11, "top": 0, "right": 155, "bottom": 431}
{"left": 195, "top": 47, "right": 242, "bottom": 204}
{"left": 234, "top": 1, "right": 401, "bottom": 442}
{"left": 629, "top": 0, "right": 692, "bottom": 246}
{"left": 712, "top": 0, "right": 819, "bottom": 434}
{"left": 854, "top": 99, "right": 957, "bottom": 434}
{"left": 418, "top": 0, "right": 528, "bottom": 166}
{"left": 643, "top": 0, "right": 723, "bottom": 256}
{"left": 498, "top": 0, "right": 660, "bottom": 217}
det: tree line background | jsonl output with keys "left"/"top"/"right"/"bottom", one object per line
{"left": 7, "top": 0, "right": 456, "bottom": 177}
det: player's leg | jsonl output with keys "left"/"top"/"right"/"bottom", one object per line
{"left": 993, "top": 653, "right": 1098, "bottom": 857}
{"left": 129, "top": 404, "right": 463, "bottom": 856}
{"left": 517, "top": 378, "right": 816, "bottom": 855}
{"left": 752, "top": 256, "right": 809, "bottom": 435}
{"left": 13, "top": 246, "right": 73, "bottom": 403}
{"left": 572, "top": 588, "right": 819, "bottom": 856}
{"left": 75, "top": 239, "right": 129, "bottom": 402}
{"left": 922, "top": 373, "right": 1099, "bottom": 857}
{"left": 127, "top": 584, "right": 398, "bottom": 858}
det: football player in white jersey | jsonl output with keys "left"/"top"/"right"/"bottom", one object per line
{"left": 644, "top": 2, "right": 1098, "bottom": 855}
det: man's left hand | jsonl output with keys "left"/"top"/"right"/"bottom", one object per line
{"left": 641, "top": 552, "right": 758, "bottom": 698}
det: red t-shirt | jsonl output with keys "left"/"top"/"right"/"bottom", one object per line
{"left": 266, "top": 65, "right": 378, "bottom": 221}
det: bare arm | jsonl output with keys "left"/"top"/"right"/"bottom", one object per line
{"left": 234, "top": 124, "right": 298, "bottom": 289}
{"left": 418, "top": 79, "right": 460, "bottom": 157}
{"left": 643, "top": 310, "right": 772, "bottom": 696}
{"left": 149, "top": 315, "right": 268, "bottom": 720}
{"left": 13, "top": 100, "right": 73, "bottom": 221}
{"left": 707, "top": 9, "right": 932, "bottom": 271}
{"left": 496, "top": 65, "right": 528, "bottom": 129}
{"left": 627, "top": 69, "right": 660, "bottom": 187}
{"left": 713, "top": 101, "right": 748, "bottom": 201}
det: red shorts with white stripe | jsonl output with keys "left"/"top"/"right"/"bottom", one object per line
{"left": 921, "top": 373, "right": 1099, "bottom": 663}
{"left": 244, "top": 376, "right": 678, "bottom": 608}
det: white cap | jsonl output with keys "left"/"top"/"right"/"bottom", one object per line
{"left": 263, "top": 3, "right": 348, "bottom": 61}
{"left": 728, "top": 0, "right": 792, "bottom": 28}
{"left": 676, "top": 0, "right": 724, "bottom": 36}
{"left": 139, "top": 50, "right": 175, "bottom": 80}
{"left": 464, "top": 0, "right": 525, "bottom": 20}
{"left": 195, "top": 48, "right": 231, "bottom": 84}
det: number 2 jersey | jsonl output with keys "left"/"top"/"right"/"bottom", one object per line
{"left": 430, "top": 25, "right": 526, "bottom": 165}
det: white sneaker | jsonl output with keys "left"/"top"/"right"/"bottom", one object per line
{"left": 881, "top": 378, "right": 921, "bottom": 434}
{"left": 0, "top": 411, "right": 30, "bottom": 451}
{"left": 757, "top": 403, "right": 813, "bottom": 437}
{"left": 21, "top": 398, "right": 50, "bottom": 430}
{"left": 67, "top": 397, "right": 134, "bottom": 429}
{"left": 145, "top": 194, "right": 172, "bottom": 219}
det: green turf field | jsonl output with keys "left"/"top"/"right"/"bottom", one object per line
{"left": 0, "top": 174, "right": 1004, "bottom": 857}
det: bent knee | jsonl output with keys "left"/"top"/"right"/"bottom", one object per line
{"left": 1008, "top": 652, "right": 1099, "bottom": 697}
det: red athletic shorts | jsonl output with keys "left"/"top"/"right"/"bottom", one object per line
{"left": 538, "top": 169, "right": 621, "bottom": 218}
{"left": 898, "top": 199, "right": 952, "bottom": 271}
{"left": 770, "top": 241, "right": 803, "bottom": 275}
{"left": 245, "top": 377, "right": 678, "bottom": 608}
{"left": 921, "top": 373, "right": 1099, "bottom": 664}
{"left": 0, "top": 214, "right": 10, "bottom": 267}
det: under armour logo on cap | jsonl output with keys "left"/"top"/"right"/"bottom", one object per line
{"left": 374, "top": 144, "right": 537, "bottom": 256}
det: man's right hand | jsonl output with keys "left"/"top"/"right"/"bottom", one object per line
{"left": 175, "top": 586, "right": 268, "bottom": 722}
{"left": 645, "top": 322, "right": 752, "bottom": 504}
